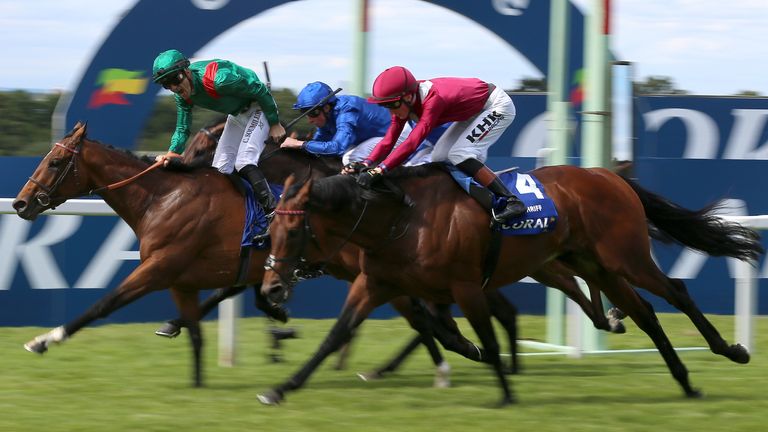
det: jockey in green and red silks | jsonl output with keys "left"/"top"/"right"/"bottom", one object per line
{"left": 152, "top": 49, "right": 285, "bottom": 224}
{"left": 355, "top": 65, "right": 526, "bottom": 223}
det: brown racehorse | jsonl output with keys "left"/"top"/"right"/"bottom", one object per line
{"left": 258, "top": 165, "right": 763, "bottom": 406}
{"left": 11, "top": 122, "right": 541, "bottom": 386}
{"left": 159, "top": 118, "right": 625, "bottom": 380}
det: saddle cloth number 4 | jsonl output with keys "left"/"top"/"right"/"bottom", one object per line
{"left": 514, "top": 173, "right": 544, "bottom": 199}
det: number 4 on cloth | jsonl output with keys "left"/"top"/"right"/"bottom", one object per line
{"left": 515, "top": 173, "right": 544, "bottom": 199}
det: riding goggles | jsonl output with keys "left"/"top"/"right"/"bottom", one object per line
{"left": 378, "top": 98, "right": 403, "bottom": 110}
{"left": 302, "top": 108, "right": 322, "bottom": 118}
{"left": 160, "top": 72, "right": 185, "bottom": 89}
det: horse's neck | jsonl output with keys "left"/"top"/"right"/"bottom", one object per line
{"left": 261, "top": 147, "right": 341, "bottom": 183}
{"left": 80, "top": 142, "right": 164, "bottom": 226}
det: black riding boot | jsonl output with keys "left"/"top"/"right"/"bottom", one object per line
{"left": 456, "top": 158, "right": 526, "bottom": 223}
{"left": 238, "top": 164, "right": 277, "bottom": 216}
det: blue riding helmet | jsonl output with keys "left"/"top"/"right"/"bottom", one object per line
{"left": 293, "top": 81, "right": 337, "bottom": 110}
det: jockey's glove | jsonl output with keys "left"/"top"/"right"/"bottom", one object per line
{"left": 357, "top": 168, "right": 382, "bottom": 189}
{"left": 343, "top": 161, "right": 368, "bottom": 175}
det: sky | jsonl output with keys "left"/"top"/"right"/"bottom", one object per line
{"left": 2, "top": 0, "right": 768, "bottom": 96}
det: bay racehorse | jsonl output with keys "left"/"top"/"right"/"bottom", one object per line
{"left": 258, "top": 165, "right": 763, "bottom": 406}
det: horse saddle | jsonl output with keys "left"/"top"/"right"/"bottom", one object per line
{"left": 234, "top": 177, "right": 284, "bottom": 248}
{"left": 447, "top": 166, "right": 558, "bottom": 236}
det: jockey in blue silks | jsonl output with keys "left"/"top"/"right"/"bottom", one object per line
{"left": 280, "top": 81, "right": 437, "bottom": 166}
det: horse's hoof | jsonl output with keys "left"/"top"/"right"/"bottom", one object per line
{"left": 728, "top": 344, "right": 750, "bottom": 364}
{"left": 257, "top": 389, "right": 284, "bottom": 405}
{"left": 607, "top": 307, "right": 626, "bottom": 320}
{"left": 357, "top": 371, "right": 383, "bottom": 382}
{"left": 24, "top": 340, "right": 47, "bottom": 354}
{"left": 610, "top": 321, "right": 626, "bottom": 334}
{"left": 502, "top": 363, "right": 519, "bottom": 375}
{"left": 433, "top": 376, "right": 451, "bottom": 388}
{"left": 155, "top": 322, "right": 181, "bottom": 338}
{"left": 495, "top": 395, "right": 517, "bottom": 407}
{"left": 685, "top": 388, "right": 703, "bottom": 399}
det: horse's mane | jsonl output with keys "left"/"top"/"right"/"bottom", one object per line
{"left": 384, "top": 162, "right": 448, "bottom": 180}
{"left": 282, "top": 175, "right": 365, "bottom": 213}
{"left": 83, "top": 137, "right": 153, "bottom": 166}
{"left": 283, "top": 163, "right": 448, "bottom": 213}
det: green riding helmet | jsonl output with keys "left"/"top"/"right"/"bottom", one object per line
{"left": 152, "top": 49, "right": 191, "bottom": 83}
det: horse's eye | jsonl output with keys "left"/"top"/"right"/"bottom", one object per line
{"left": 287, "top": 229, "right": 299, "bottom": 240}
{"left": 48, "top": 158, "right": 62, "bottom": 169}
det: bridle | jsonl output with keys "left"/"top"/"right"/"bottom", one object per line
{"left": 28, "top": 142, "right": 82, "bottom": 207}
{"left": 27, "top": 140, "right": 162, "bottom": 208}
{"left": 263, "top": 201, "right": 369, "bottom": 291}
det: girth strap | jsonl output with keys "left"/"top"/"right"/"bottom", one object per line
{"left": 481, "top": 226, "right": 503, "bottom": 289}
{"left": 234, "top": 247, "right": 252, "bottom": 287}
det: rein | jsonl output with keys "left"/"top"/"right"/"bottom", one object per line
{"left": 88, "top": 160, "right": 163, "bottom": 195}
{"left": 199, "top": 126, "right": 220, "bottom": 144}
{"left": 29, "top": 140, "right": 164, "bottom": 207}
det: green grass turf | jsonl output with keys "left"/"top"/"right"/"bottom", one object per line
{"left": 1, "top": 314, "right": 765, "bottom": 432}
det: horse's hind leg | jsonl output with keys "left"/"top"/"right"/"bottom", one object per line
{"left": 484, "top": 290, "right": 519, "bottom": 374}
{"left": 157, "top": 285, "right": 248, "bottom": 338}
{"left": 616, "top": 253, "right": 749, "bottom": 364}
{"left": 579, "top": 268, "right": 701, "bottom": 398}
{"left": 357, "top": 297, "right": 450, "bottom": 386}
{"left": 169, "top": 287, "right": 204, "bottom": 387}
{"left": 532, "top": 265, "right": 624, "bottom": 334}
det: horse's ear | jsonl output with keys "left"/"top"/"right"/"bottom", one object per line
{"left": 283, "top": 174, "right": 296, "bottom": 190}
{"left": 71, "top": 122, "right": 87, "bottom": 143}
{"left": 298, "top": 178, "right": 313, "bottom": 199}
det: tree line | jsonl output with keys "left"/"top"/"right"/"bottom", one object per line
{"left": 0, "top": 88, "right": 314, "bottom": 156}
{"left": 0, "top": 76, "right": 762, "bottom": 156}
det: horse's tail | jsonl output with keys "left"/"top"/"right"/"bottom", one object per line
{"left": 619, "top": 175, "right": 764, "bottom": 261}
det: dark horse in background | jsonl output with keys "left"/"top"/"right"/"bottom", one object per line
{"left": 259, "top": 164, "right": 763, "bottom": 406}
{"left": 158, "top": 119, "right": 625, "bottom": 382}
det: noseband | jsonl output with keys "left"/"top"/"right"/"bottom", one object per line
{"left": 264, "top": 201, "right": 370, "bottom": 290}
{"left": 263, "top": 209, "right": 319, "bottom": 290}
{"left": 28, "top": 142, "right": 81, "bottom": 207}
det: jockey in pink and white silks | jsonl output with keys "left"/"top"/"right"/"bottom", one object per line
{"left": 353, "top": 66, "right": 526, "bottom": 223}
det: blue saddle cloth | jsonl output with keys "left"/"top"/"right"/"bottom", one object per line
{"left": 240, "top": 179, "right": 284, "bottom": 248}
{"left": 447, "top": 166, "right": 558, "bottom": 235}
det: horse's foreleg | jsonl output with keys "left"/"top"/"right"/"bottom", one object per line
{"left": 484, "top": 290, "right": 519, "bottom": 374}
{"left": 357, "top": 335, "right": 422, "bottom": 380}
{"left": 452, "top": 282, "right": 514, "bottom": 407}
{"left": 257, "top": 277, "right": 382, "bottom": 405}
{"left": 25, "top": 260, "right": 172, "bottom": 354}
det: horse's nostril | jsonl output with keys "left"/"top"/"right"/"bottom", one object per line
{"left": 12, "top": 199, "right": 26, "bottom": 212}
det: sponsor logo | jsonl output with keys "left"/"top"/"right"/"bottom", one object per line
{"left": 502, "top": 217, "right": 551, "bottom": 231}
{"left": 466, "top": 111, "right": 504, "bottom": 143}
{"left": 87, "top": 69, "right": 149, "bottom": 109}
